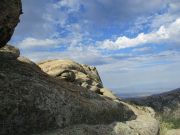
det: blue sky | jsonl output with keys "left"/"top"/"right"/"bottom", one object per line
{"left": 10, "top": 0, "right": 180, "bottom": 94}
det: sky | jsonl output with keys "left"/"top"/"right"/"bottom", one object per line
{"left": 10, "top": 0, "right": 180, "bottom": 94}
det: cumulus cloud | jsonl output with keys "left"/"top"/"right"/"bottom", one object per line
{"left": 12, "top": 0, "right": 170, "bottom": 41}
{"left": 17, "top": 38, "right": 62, "bottom": 48}
{"left": 53, "top": 0, "right": 81, "bottom": 13}
{"left": 80, "top": 0, "right": 167, "bottom": 25}
{"left": 97, "top": 50, "right": 180, "bottom": 91}
{"left": 20, "top": 45, "right": 112, "bottom": 66}
{"left": 100, "top": 19, "right": 180, "bottom": 50}
{"left": 10, "top": 0, "right": 180, "bottom": 92}
{"left": 12, "top": 0, "right": 55, "bottom": 39}
{"left": 99, "top": 61, "right": 180, "bottom": 93}
{"left": 132, "top": 47, "right": 152, "bottom": 52}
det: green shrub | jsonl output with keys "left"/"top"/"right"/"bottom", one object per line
{"left": 159, "top": 116, "right": 180, "bottom": 135}
{"left": 160, "top": 121, "right": 174, "bottom": 135}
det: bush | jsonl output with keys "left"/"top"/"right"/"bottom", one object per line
{"left": 159, "top": 116, "right": 180, "bottom": 135}
{"left": 160, "top": 121, "right": 174, "bottom": 135}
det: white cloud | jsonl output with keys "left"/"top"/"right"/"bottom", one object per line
{"left": 97, "top": 50, "right": 180, "bottom": 91}
{"left": 97, "top": 51, "right": 180, "bottom": 73}
{"left": 17, "top": 38, "right": 63, "bottom": 48}
{"left": 16, "top": 23, "right": 85, "bottom": 49}
{"left": 10, "top": 0, "right": 180, "bottom": 93}
{"left": 132, "top": 47, "right": 152, "bottom": 52}
{"left": 168, "top": 0, "right": 180, "bottom": 14}
{"left": 53, "top": 0, "right": 81, "bottom": 13}
{"left": 20, "top": 45, "right": 111, "bottom": 66}
{"left": 81, "top": 0, "right": 167, "bottom": 25}
{"left": 99, "top": 61, "right": 180, "bottom": 93}
{"left": 100, "top": 18, "right": 180, "bottom": 50}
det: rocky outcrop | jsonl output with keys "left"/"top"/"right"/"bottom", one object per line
{"left": 100, "top": 88, "right": 117, "bottom": 100}
{"left": 0, "top": 1, "right": 160, "bottom": 134}
{"left": 38, "top": 59, "right": 117, "bottom": 99}
{"left": 35, "top": 104, "right": 159, "bottom": 135}
{"left": 81, "top": 64, "right": 103, "bottom": 86}
{"left": 0, "top": 0, "right": 22, "bottom": 47}
{"left": 0, "top": 46, "right": 135, "bottom": 134}
{"left": 0, "top": 46, "right": 159, "bottom": 135}
{"left": 38, "top": 60, "right": 102, "bottom": 87}
{"left": 0, "top": 45, "right": 20, "bottom": 60}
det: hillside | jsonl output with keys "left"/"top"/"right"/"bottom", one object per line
{"left": 126, "top": 89, "right": 180, "bottom": 135}
{"left": 126, "top": 88, "right": 180, "bottom": 118}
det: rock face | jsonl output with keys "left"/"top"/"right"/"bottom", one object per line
{"left": 0, "top": 0, "right": 22, "bottom": 47}
{"left": 0, "top": 47, "right": 135, "bottom": 134}
{"left": 38, "top": 60, "right": 102, "bottom": 87}
{"left": 38, "top": 59, "right": 117, "bottom": 99}
{"left": 0, "top": 45, "right": 20, "bottom": 60}
{"left": 0, "top": 46, "right": 159, "bottom": 135}
{"left": 36, "top": 104, "right": 159, "bottom": 135}
{"left": 18, "top": 56, "right": 37, "bottom": 66}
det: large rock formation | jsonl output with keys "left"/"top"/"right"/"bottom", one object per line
{"left": 0, "top": 46, "right": 159, "bottom": 135}
{"left": 0, "top": 46, "right": 133, "bottom": 134}
{"left": 38, "top": 60, "right": 103, "bottom": 88}
{"left": 0, "top": 0, "right": 22, "bottom": 47}
{"left": 39, "top": 60, "right": 117, "bottom": 100}
{"left": 0, "top": 1, "right": 159, "bottom": 134}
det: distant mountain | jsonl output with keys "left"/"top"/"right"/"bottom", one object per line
{"left": 126, "top": 88, "right": 180, "bottom": 118}
{"left": 117, "top": 91, "right": 159, "bottom": 98}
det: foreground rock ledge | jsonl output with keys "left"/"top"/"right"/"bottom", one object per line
{"left": 0, "top": 46, "right": 159, "bottom": 135}
{"left": 36, "top": 104, "right": 159, "bottom": 135}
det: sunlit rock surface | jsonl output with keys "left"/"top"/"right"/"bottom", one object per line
{"left": 39, "top": 59, "right": 117, "bottom": 99}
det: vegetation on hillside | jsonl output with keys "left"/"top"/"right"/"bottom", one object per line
{"left": 159, "top": 116, "right": 180, "bottom": 135}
